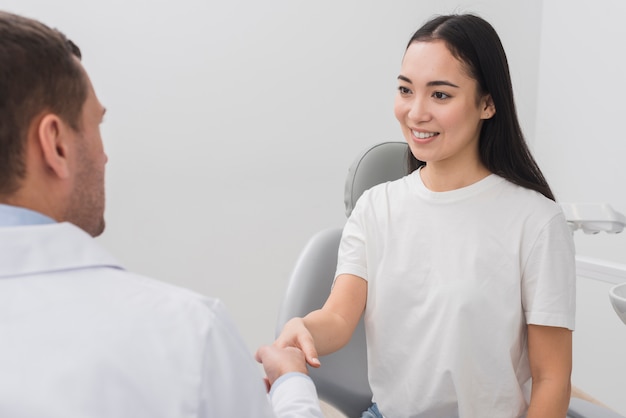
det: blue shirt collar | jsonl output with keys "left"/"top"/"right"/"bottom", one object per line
{"left": 0, "top": 204, "right": 56, "bottom": 227}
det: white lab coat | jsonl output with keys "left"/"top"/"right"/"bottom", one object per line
{"left": 0, "top": 222, "right": 321, "bottom": 418}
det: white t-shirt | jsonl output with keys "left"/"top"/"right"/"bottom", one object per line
{"left": 336, "top": 169, "right": 576, "bottom": 418}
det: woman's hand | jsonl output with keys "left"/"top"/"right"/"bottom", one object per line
{"left": 273, "top": 274, "right": 367, "bottom": 369}
{"left": 274, "top": 317, "right": 321, "bottom": 368}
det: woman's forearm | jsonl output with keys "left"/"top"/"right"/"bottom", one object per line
{"left": 526, "top": 377, "right": 571, "bottom": 418}
{"left": 303, "top": 308, "right": 357, "bottom": 356}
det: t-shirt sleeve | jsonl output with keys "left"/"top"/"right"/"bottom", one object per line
{"left": 522, "top": 212, "right": 576, "bottom": 330}
{"left": 335, "top": 191, "right": 370, "bottom": 282}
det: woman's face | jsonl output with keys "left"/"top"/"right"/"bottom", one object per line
{"left": 394, "top": 40, "right": 494, "bottom": 171}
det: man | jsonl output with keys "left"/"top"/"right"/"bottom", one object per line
{"left": 0, "top": 11, "right": 321, "bottom": 417}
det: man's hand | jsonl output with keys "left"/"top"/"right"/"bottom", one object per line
{"left": 255, "top": 345, "right": 309, "bottom": 391}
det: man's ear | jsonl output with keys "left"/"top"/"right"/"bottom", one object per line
{"left": 36, "top": 114, "right": 72, "bottom": 179}
{"left": 480, "top": 94, "right": 496, "bottom": 120}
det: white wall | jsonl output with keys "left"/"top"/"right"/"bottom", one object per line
{"left": 534, "top": 1, "right": 626, "bottom": 414}
{"left": 535, "top": 0, "right": 626, "bottom": 263}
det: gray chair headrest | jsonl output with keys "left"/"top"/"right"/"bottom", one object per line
{"left": 343, "top": 142, "right": 409, "bottom": 218}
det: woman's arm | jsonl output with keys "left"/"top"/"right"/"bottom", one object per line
{"left": 275, "top": 274, "right": 367, "bottom": 367}
{"left": 526, "top": 324, "right": 572, "bottom": 418}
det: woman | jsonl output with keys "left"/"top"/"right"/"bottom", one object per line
{"left": 274, "top": 14, "right": 575, "bottom": 418}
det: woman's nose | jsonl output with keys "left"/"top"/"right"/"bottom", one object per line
{"left": 407, "top": 97, "right": 431, "bottom": 122}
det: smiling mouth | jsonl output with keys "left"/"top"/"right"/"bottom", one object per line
{"left": 412, "top": 130, "right": 439, "bottom": 139}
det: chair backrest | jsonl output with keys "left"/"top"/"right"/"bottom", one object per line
{"left": 343, "top": 141, "right": 410, "bottom": 218}
{"left": 276, "top": 142, "right": 409, "bottom": 417}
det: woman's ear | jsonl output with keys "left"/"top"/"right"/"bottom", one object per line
{"left": 36, "top": 113, "right": 72, "bottom": 179}
{"left": 480, "top": 94, "right": 496, "bottom": 120}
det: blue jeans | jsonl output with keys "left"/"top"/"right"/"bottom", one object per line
{"left": 361, "top": 403, "right": 384, "bottom": 418}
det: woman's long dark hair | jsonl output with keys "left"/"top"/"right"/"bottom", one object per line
{"left": 405, "top": 14, "right": 555, "bottom": 201}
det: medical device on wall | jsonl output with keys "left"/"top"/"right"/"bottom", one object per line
{"left": 560, "top": 203, "right": 626, "bottom": 234}
{"left": 559, "top": 203, "right": 626, "bottom": 328}
{"left": 610, "top": 283, "right": 626, "bottom": 326}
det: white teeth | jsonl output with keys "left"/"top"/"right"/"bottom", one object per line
{"left": 412, "top": 130, "right": 438, "bottom": 139}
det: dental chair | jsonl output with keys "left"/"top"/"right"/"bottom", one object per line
{"left": 276, "top": 141, "right": 625, "bottom": 418}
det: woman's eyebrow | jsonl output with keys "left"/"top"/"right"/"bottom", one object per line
{"left": 427, "top": 80, "right": 460, "bottom": 88}
{"left": 397, "top": 75, "right": 459, "bottom": 89}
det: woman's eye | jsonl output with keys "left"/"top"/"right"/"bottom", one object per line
{"left": 398, "top": 86, "right": 412, "bottom": 95}
{"left": 433, "top": 91, "right": 450, "bottom": 100}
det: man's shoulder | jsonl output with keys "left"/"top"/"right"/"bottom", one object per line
{"left": 97, "top": 267, "right": 226, "bottom": 322}
{"left": 0, "top": 221, "right": 231, "bottom": 330}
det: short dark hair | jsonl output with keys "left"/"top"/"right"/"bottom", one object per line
{"left": 0, "top": 11, "right": 86, "bottom": 195}
{"left": 405, "top": 14, "right": 555, "bottom": 201}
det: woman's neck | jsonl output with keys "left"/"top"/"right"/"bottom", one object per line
{"left": 419, "top": 162, "right": 491, "bottom": 192}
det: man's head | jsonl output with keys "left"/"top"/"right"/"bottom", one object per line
{"left": 0, "top": 11, "right": 107, "bottom": 236}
